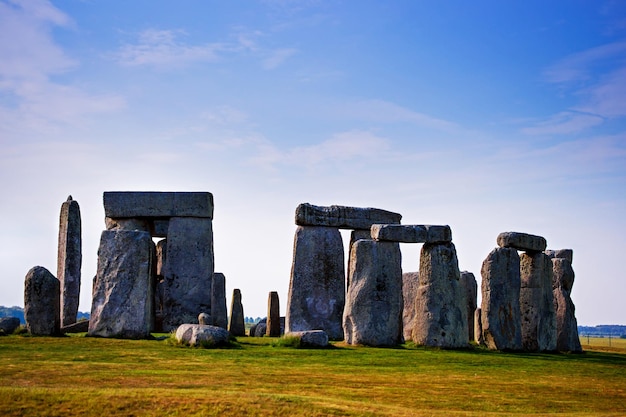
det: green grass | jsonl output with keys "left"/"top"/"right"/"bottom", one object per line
{"left": 0, "top": 335, "right": 624, "bottom": 416}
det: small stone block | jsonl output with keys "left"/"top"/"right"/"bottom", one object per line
{"left": 497, "top": 232, "right": 547, "bottom": 252}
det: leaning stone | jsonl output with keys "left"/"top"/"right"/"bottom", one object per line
{"left": 88, "top": 230, "right": 154, "bottom": 339}
{"left": 267, "top": 292, "right": 281, "bottom": 337}
{"left": 61, "top": 320, "right": 89, "bottom": 333}
{"left": 24, "top": 266, "right": 60, "bottom": 336}
{"left": 343, "top": 240, "right": 403, "bottom": 346}
{"left": 175, "top": 324, "right": 230, "bottom": 347}
{"left": 211, "top": 273, "right": 228, "bottom": 329}
{"left": 412, "top": 243, "right": 468, "bottom": 348}
{"left": 459, "top": 271, "right": 478, "bottom": 343}
{"left": 286, "top": 226, "right": 345, "bottom": 340}
{"left": 104, "top": 191, "right": 214, "bottom": 219}
{"left": 0, "top": 317, "right": 21, "bottom": 335}
{"left": 295, "top": 203, "right": 401, "bottom": 230}
{"left": 497, "top": 232, "right": 547, "bottom": 252}
{"left": 552, "top": 258, "right": 582, "bottom": 352}
{"left": 57, "top": 196, "right": 82, "bottom": 328}
{"left": 286, "top": 330, "right": 329, "bottom": 347}
{"left": 480, "top": 247, "right": 522, "bottom": 351}
{"left": 371, "top": 224, "right": 452, "bottom": 243}
{"left": 520, "top": 252, "right": 556, "bottom": 352}
{"left": 402, "top": 272, "right": 419, "bottom": 341}
{"left": 161, "top": 217, "right": 214, "bottom": 331}
{"left": 545, "top": 249, "right": 573, "bottom": 264}
{"left": 228, "top": 289, "right": 245, "bottom": 336}
{"left": 198, "top": 312, "right": 211, "bottom": 325}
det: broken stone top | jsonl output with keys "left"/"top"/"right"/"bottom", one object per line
{"left": 104, "top": 191, "right": 214, "bottom": 219}
{"left": 497, "top": 231, "right": 547, "bottom": 252}
{"left": 295, "top": 203, "right": 401, "bottom": 230}
{"left": 371, "top": 224, "right": 452, "bottom": 243}
{"left": 545, "top": 249, "right": 573, "bottom": 264}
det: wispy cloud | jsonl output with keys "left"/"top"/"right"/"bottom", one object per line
{"left": 262, "top": 48, "right": 298, "bottom": 69}
{"left": 543, "top": 41, "right": 626, "bottom": 84}
{"left": 521, "top": 111, "right": 605, "bottom": 135}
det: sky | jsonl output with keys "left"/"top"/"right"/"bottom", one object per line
{"left": 1, "top": 0, "right": 625, "bottom": 325}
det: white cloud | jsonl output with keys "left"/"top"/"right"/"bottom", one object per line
{"left": 262, "top": 48, "right": 298, "bottom": 69}
{"left": 521, "top": 111, "right": 605, "bottom": 135}
{"left": 543, "top": 41, "right": 626, "bottom": 84}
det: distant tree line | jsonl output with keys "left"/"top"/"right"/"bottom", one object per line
{"left": 578, "top": 325, "right": 626, "bottom": 338}
{"left": 0, "top": 306, "right": 89, "bottom": 325}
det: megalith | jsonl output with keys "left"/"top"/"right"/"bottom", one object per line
{"left": 474, "top": 308, "right": 484, "bottom": 345}
{"left": 228, "top": 289, "right": 245, "bottom": 336}
{"left": 24, "top": 266, "right": 60, "bottom": 336}
{"left": 480, "top": 247, "right": 522, "bottom": 351}
{"left": 460, "top": 271, "right": 478, "bottom": 343}
{"left": 343, "top": 239, "right": 403, "bottom": 346}
{"left": 548, "top": 250, "right": 582, "bottom": 352}
{"left": 211, "top": 273, "right": 228, "bottom": 329}
{"left": 401, "top": 271, "right": 419, "bottom": 341}
{"left": 412, "top": 242, "right": 468, "bottom": 348}
{"left": 520, "top": 251, "right": 556, "bottom": 352}
{"left": 88, "top": 230, "right": 154, "bottom": 339}
{"left": 267, "top": 291, "right": 281, "bottom": 337}
{"left": 57, "top": 195, "right": 82, "bottom": 328}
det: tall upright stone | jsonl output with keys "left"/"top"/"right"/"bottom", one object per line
{"left": 267, "top": 291, "right": 281, "bottom": 337}
{"left": 162, "top": 217, "right": 214, "bottom": 331}
{"left": 88, "top": 230, "right": 154, "bottom": 339}
{"left": 474, "top": 308, "right": 484, "bottom": 345}
{"left": 211, "top": 273, "right": 228, "bottom": 329}
{"left": 286, "top": 226, "right": 345, "bottom": 340}
{"left": 343, "top": 240, "right": 403, "bottom": 346}
{"left": 460, "top": 271, "right": 478, "bottom": 343}
{"left": 57, "top": 196, "right": 82, "bottom": 327}
{"left": 412, "top": 242, "right": 468, "bottom": 348}
{"left": 520, "top": 251, "right": 556, "bottom": 352}
{"left": 402, "top": 271, "right": 419, "bottom": 341}
{"left": 347, "top": 229, "right": 371, "bottom": 289}
{"left": 24, "top": 266, "right": 60, "bottom": 336}
{"left": 480, "top": 247, "right": 522, "bottom": 351}
{"left": 228, "top": 289, "right": 245, "bottom": 336}
{"left": 549, "top": 252, "right": 582, "bottom": 352}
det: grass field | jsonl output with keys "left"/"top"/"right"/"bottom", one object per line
{"left": 0, "top": 334, "right": 624, "bottom": 416}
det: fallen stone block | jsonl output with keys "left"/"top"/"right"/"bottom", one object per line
{"left": 286, "top": 330, "right": 329, "bottom": 347}
{"left": 175, "top": 324, "right": 231, "bottom": 347}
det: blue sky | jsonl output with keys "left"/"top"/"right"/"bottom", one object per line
{"left": 1, "top": 0, "right": 625, "bottom": 325}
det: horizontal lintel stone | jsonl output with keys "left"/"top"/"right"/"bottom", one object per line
{"left": 371, "top": 224, "right": 452, "bottom": 243}
{"left": 497, "top": 231, "right": 547, "bottom": 252}
{"left": 295, "top": 203, "right": 401, "bottom": 230}
{"left": 104, "top": 191, "right": 213, "bottom": 219}
{"left": 545, "top": 249, "right": 573, "bottom": 263}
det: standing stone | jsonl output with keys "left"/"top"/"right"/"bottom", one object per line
{"left": 162, "top": 217, "right": 214, "bottom": 331}
{"left": 343, "top": 240, "right": 403, "bottom": 346}
{"left": 480, "top": 247, "right": 522, "bottom": 351}
{"left": 459, "top": 271, "right": 478, "bottom": 343}
{"left": 267, "top": 291, "right": 281, "bottom": 337}
{"left": 228, "top": 289, "right": 245, "bottom": 336}
{"left": 154, "top": 239, "right": 166, "bottom": 331}
{"left": 347, "top": 229, "right": 371, "bottom": 289}
{"left": 520, "top": 252, "right": 556, "bottom": 352}
{"left": 57, "top": 196, "right": 82, "bottom": 328}
{"left": 24, "top": 266, "right": 60, "bottom": 336}
{"left": 552, "top": 257, "right": 582, "bottom": 352}
{"left": 211, "top": 273, "right": 228, "bottom": 329}
{"left": 88, "top": 230, "right": 154, "bottom": 339}
{"left": 402, "top": 271, "right": 419, "bottom": 341}
{"left": 286, "top": 226, "right": 345, "bottom": 340}
{"left": 412, "top": 242, "right": 468, "bottom": 348}
{"left": 474, "top": 308, "right": 484, "bottom": 345}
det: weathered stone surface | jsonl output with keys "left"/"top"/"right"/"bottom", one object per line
{"left": 545, "top": 249, "right": 573, "bottom": 264}
{"left": 402, "top": 271, "right": 419, "bottom": 341}
{"left": 343, "top": 240, "right": 403, "bottom": 346}
{"left": 497, "top": 232, "right": 547, "bottom": 252}
{"left": 155, "top": 239, "right": 166, "bottom": 277}
{"left": 61, "top": 320, "right": 89, "bottom": 333}
{"left": 520, "top": 252, "right": 556, "bottom": 352}
{"left": 474, "top": 308, "right": 484, "bottom": 345}
{"left": 286, "top": 226, "right": 345, "bottom": 340}
{"left": 480, "top": 247, "right": 522, "bottom": 351}
{"left": 57, "top": 196, "right": 82, "bottom": 328}
{"left": 287, "top": 330, "right": 329, "bottom": 347}
{"left": 161, "top": 217, "right": 214, "bottom": 331}
{"left": 371, "top": 224, "right": 452, "bottom": 243}
{"left": 198, "top": 312, "right": 211, "bottom": 325}
{"left": 267, "top": 291, "right": 281, "bottom": 337}
{"left": 347, "top": 229, "right": 371, "bottom": 289}
{"left": 295, "top": 203, "right": 401, "bottom": 230}
{"left": 412, "top": 243, "right": 468, "bottom": 348}
{"left": 254, "top": 322, "right": 267, "bottom": 337}
{"left": 228, "top": 289, "right": 245, "bottom": 336}
{"left": 105, "top": 217, "right": 150, "bottom": 232}
{"left": 552, "top": 258, "right": 582, "bottom": 352}
{"left": 460, "top": 271, "right": 478, "bottom": 343}
{"left": 211, "top": 273, "right": 228, "bottom": 329}
{"left": 175, "top": 324, "right": 230, "bottom": 347}
{"left": 24, "top": 266, "right": 60, "bottom": 336}
{"left": 88, "top": 230, "right": 154, "bottom": 339}
{"left": 104, "top": 191, "right": 214, "bottom": 219}
{"left": 0, "top": 317, "right": 21, "bottom": 335}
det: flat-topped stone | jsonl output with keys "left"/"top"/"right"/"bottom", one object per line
{"left": 545, "top": 249, "right": 573, "bottom": 264}
{"left": 371, "top": 224, "right": 452, "bottom": 243}
{"left": 497, "top": 232, "right": 546, "bottom": 252}
{"left": 295, "top": 203, "right": 401, "bottom": 230}
{"left": 104, "top": 191, "right": 214, "bottom": 219}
